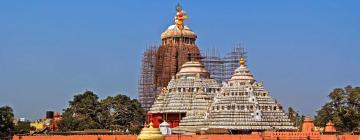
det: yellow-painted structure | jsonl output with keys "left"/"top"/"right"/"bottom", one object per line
{"left": 138, "top": 122, "right": 164, "bottom": 140}
{"left": 30, "top": 120, "right": 45, "bottom": 131}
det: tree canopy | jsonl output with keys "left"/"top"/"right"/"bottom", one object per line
{"left": 100, "top": 95, "right": 145, "bottom": 133}
{"left": 314, "top": 85, "right": 360, "bottom": 132}
{"left": 58, "top": 91, "right": 145, "bottom": 134}
{"left": 288, "top": 107, "right": 305, "bottom": 131}
{"left": 0, "top": 106, "right": 15, "bottom": 138}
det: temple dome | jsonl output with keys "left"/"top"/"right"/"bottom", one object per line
{"left": 176, "top": 61, "right": 209, "bottom": 79}
{"left": 230, "top": 58, "right": 254, "bottom": 81}
{"left": 161, "top": 25, "right": 197, "bottom": 39}
{"left": 324, "top": 121, "right": 336, "bottom": 132}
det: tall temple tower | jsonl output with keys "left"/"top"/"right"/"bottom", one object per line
{"left": 139, "top": 4, "right": 201, "bottom": 112}
{"left": 155, "top": 4, "right": 201, "bottom": 89}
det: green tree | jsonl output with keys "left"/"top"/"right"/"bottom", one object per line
{"left": 14, "top": 121, "right": 35, "bottom": 135}
{"left": 0, "top": 106, "right": 15, "bottom": 138}
{"left": 98, "top": 97, "right": 114, "bottom": 130}
{"left": 314, "top": 85, "right": 360, "bottom": 132}
{"left": 59, "top": 91, "right": 145, "bottom": 134}
{"left": 100, "top": 95, "right": 145, "bottom": 134}
{"left": 58, "top": 90, "right": 102, "bottom": 131}
{"left": 288, "top": 107, "right": 297, "bottom": 124}
{"left": 288, "top": 107, "right": 305, "bottom": 130}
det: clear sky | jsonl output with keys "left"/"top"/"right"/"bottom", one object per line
{"left": 0, "top": 1, "right": 359, "bottom": 120}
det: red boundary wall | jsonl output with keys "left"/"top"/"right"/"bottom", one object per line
{"left": 12, "top": 134, "right": 360, "bottom": 140}
{"left": 12, "top": 135, "right": 138, "bottom": 140}
{"left": 165, "top": 135, "right": 262, "bottom": 140}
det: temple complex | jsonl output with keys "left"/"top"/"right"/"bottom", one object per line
{"left": 148, "top": 5, "right": 295, "bottom": 134}
{"left": 149, "top": 57, "right": 296, "bottom": 134}
{"left": 172, "top": 58, "right": 296, "bottom": 134}
{"left": 11, "top": 3, "right": 360, "bottom": 140}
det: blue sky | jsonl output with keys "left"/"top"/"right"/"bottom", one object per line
{"left": 0, "top": 1, "right": 359, "bottom": 120}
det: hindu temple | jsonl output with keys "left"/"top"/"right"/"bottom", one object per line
{"left": 139, "top": 4, "right": 202, "bottom": 112}
{"left": 147, "top": 4, "right": 296, "bottom": 134}
{"left": 10, "top": 3, "right": 360, "bottom": 140}
{"left": 148, "top": 60, "right": 221, "bottom": 129}
{"left": 155, "top": 4, "right": 201, "bottom": 91}
{"left": 206, "top": 58, "right": 295, "bottom": 132}
{"left": 166, "top": 58, "right": 295, "bottom": 134}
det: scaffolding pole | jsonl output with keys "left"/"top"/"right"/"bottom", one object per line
{"left": 138, "top": 45, "right": 158, "bottom": 113}
{"left": 202, "top": 44, "right": 247, "bottom": 83}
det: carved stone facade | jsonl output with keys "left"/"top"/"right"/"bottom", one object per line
{"left": 150, "top": 58, "right": 296, "bottom": 134}
{"left": 206, "top": 58, "right": 295, "bottom": 131}
{"left": 148, "top": 4, "right": 295, "bottom": 134}
{"left": 149, "top": 61, "right": 221, "bottom": 129}
{"left": 139, "top": 5, "right": 201, "bottom": 112}
{"left": 155, "top": 25, "right": 201, "bottom": 89}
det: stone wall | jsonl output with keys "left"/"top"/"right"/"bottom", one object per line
{"left": 12, "top": 134, "right": 360, "bottom": 140}
{"left": 12, "top": 135, "right": 138, "bottom": 140}
{"left": 155, "top": 44, "right": 200, "bottom": 88}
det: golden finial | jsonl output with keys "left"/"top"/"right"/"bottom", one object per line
{"left": 149, "top": 122, "right": 154, "bottom": 128}
{"left": 174, "top": 3, "right": 188, "bottom": 29}
{"left": 239, "top": 57, "right": 245, "bottom": 65}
